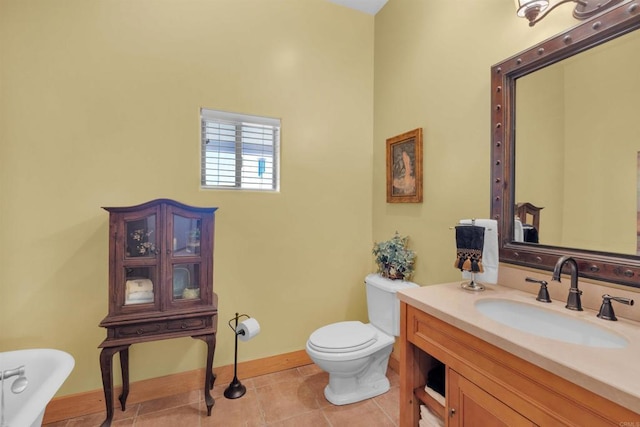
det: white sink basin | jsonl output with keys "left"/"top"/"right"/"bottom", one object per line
{"left": 475, "top": 298, "right": 629, "bottom": 348}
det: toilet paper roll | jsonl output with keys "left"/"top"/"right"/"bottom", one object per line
{"left": 236, "top": 318, "right": 260, "bottom": 341}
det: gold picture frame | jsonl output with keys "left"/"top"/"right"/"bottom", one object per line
{"left": 386, "top": 128, "right": 423, "bottom": 203}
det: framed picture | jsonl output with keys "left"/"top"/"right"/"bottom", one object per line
{"left": 386, "top": 128, "right": 423, "bottom": 203}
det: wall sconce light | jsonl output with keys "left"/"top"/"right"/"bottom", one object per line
{"left": 515, "top": 0, "right": 623, "bottom": 26}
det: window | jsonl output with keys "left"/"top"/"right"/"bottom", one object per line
{"left": 201, "top": 108, "right": 280, "bottom": 191}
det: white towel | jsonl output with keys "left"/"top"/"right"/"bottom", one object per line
{"left": 125, "top": 279, "right": 154, "bottom": 304}
{"left": 424, "top": 385, "right": 445, "bottom": 406}
{"left": 419, "top": 404, "right": 445, "bottom": 427}
{"left": 460, "top": 219, "right": 499, "bottom": 284}
{"left": 514, "top": 218, "right": 524, "bottom": 242}
{"left": 125, "top": 290, "right": 154, "bottom": 304}
{"left": 126, "top": 278, "right": 153, "bottom": 293}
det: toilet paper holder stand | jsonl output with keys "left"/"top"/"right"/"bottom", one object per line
{"left": 224, "top": 313, "right": 251, "bottom": 399}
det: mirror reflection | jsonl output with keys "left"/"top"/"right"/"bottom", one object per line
{"left": 514, "top": 29, "right": 640, "bottom": 255}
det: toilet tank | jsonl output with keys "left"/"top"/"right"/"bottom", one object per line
{"left": 365, "top": 273, "right": 419, "bottom": 336}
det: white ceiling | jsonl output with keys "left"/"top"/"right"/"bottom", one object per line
{"left": 325, "top": 0, "right": 388, "bottom": 15}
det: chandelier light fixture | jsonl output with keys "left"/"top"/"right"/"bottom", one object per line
{"left": 514, "top": 0, "right": 624, "bottom": 26}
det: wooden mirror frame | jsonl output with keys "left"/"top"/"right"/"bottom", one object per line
{"left": 491, "top": 1, "right": 640, "bottom": 288}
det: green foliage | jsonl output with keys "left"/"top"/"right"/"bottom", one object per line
{"left": 372, "top": 232, "right": 416, "bottom": 280}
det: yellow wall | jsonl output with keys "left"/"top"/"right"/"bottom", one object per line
{"left": 516, "top": 66, "right": 566, "bottom": 246}
{"left": 0, "top": 0, "right": 374, "bottom": 395}
{"left": 514, "top": 30, "right": 640, "bottom": 253}
{"left": 373, "top": 0, "right": 576, "bottom": 286}
{"left": 562, "top": 33, "right": 640, "bottom": 253}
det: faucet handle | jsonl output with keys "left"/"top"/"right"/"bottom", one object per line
{"left": 525, "top": 277, "right": 551, "bottom": 303}
{"left": 597, "top": 294, "right": 635, "bottom": 321}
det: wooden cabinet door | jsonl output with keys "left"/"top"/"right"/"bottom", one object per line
{"left": 447, "top": 369, "right": 536, "bottom": 427}
{"left": 113, "top": 205, "right": 163, "bottom": 315}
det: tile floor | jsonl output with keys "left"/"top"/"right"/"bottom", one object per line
{"left": 44, "top": 364, "right": 400, "bottom": 426}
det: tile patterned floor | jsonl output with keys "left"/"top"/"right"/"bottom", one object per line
{"left": 44, "top": 364, "right": 400, "bottom": 426}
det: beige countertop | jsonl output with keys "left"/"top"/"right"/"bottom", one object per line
{"left": 397, "top": 282, "right": 640, "bottom": 414}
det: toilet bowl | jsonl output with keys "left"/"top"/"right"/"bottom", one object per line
{"left": 306, "top": 320, "right": 394, "bottom": 405}
{"left": 305, "top": 274, "right": 418, "bottom": 405}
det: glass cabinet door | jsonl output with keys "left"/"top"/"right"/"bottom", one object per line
{"left": 172, "top": 263, "right": 201, "bottom": 301}
{"left": 123, "top": 267, "right": 156, "bottom": 305}
{"left": 122, "top": 213, "right": 159, "bottom": 308}
{"left": 169, "top": 210, "right": 205, "bottom": 306}
{"left": 125, "top": 215, "right": 158, "bottom": 258}
{"left": 172, "top": 214, "right": 201, "bottom": 256}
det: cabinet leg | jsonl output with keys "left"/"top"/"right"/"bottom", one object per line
{"left": 210, "top": 371, "right": 217, "bottom": 390}
{"left": 99, "top": 345, "right": 129, "bottom": 427}
{"left": 193, "top": 333, "right": 216, "bottom": 416}
{"left": 118, "top": 347, "right": 130, "bottom": 410}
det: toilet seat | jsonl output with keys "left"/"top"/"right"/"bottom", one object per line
{"left": 308, "top": 321, "right": 377, "bottom": 353}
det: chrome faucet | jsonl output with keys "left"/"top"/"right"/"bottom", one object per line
{"left": 552, "top": 255, "right": 583, "bottom": 311}
{"left": 0, "top": 365, "right": 28, "bottom": 393}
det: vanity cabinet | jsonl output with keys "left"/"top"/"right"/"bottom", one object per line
{"left": 98, "top": 199, "right": 218, "bottom": 426}
{"left": 399, "top": 302, "right": 639, "bottom": 427}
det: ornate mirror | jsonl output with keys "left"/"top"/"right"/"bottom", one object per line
{"left": 491, "top": 1, "right": 640, "bottom": 287}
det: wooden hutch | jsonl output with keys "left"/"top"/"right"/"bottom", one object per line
{"left": 98, "top": 199, "right": 218, "bottom": 426}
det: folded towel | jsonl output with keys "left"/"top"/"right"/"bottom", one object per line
{"left": 126, "top": 278, "right": 153, "bottom": 293}
{"left": 523, "top": 224, "right": 539, "bottom": 243}
{"left": 460, "top": 219, "right": 499, "bottom": 284}
{"left": 126, "top": 290, "right": 154, "bottom": 300}
{"left": 454, "top": 224, "right": 485, "bottom": 273}
{"left": 420, "top": 404, "right": 445, "bottom": 427}
{"left": 425, "top": 385, "right": 445, "bottom": 406}
{"left": 125, "top": 290, "right": 154, "bottom": 304}
{"left": 514, "top": 218, "right": 524, "bottom": 242}
{"left": 125, "top": 279, "right": 154, "bottom": 304}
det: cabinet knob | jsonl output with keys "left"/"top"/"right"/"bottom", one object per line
{"left": 449, "top": 408, "right": 456, "bottom": 417}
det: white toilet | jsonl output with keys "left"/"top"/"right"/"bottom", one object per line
{"left": 305, "top": 273, "right": 418, "bottom": 405}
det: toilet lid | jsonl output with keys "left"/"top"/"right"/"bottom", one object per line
{"left": 308, "top": 321, "right": 377, "bottom": 353}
